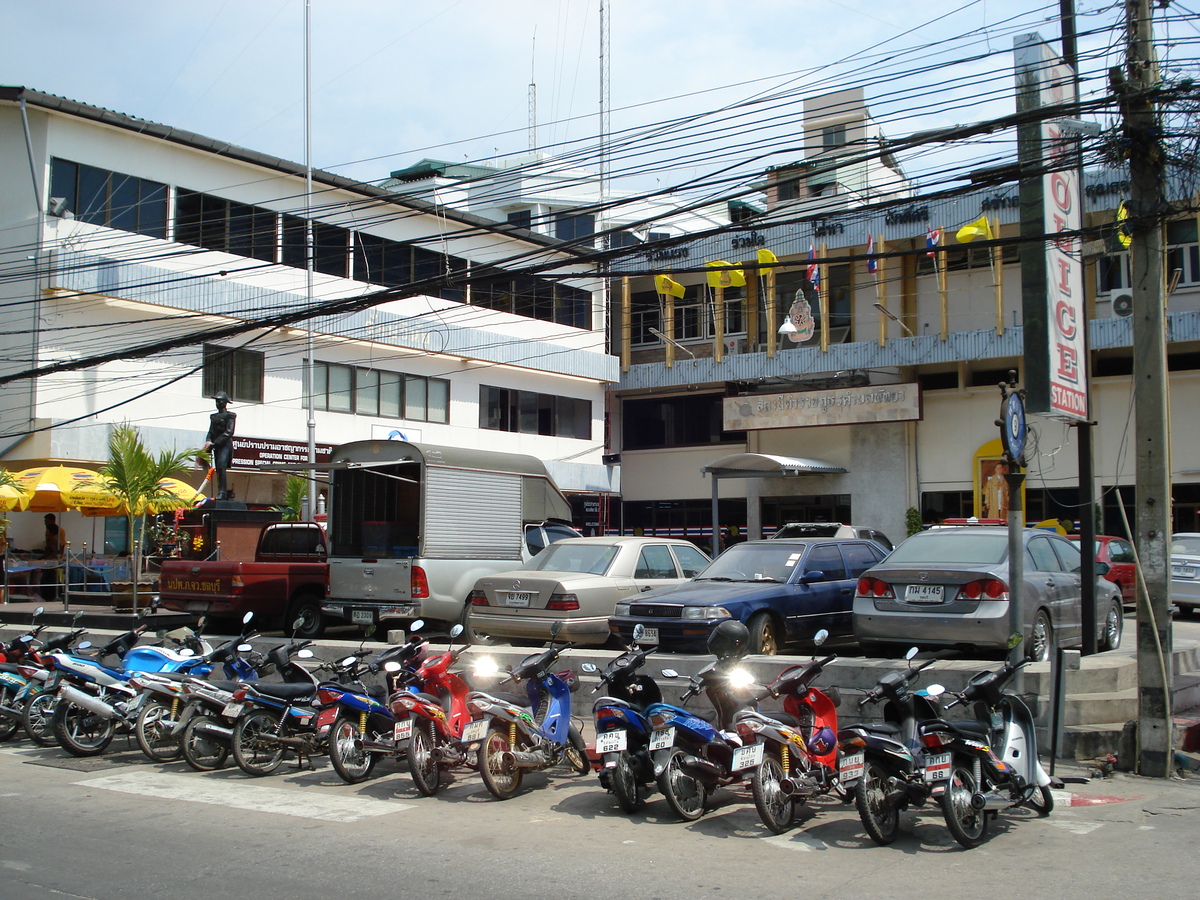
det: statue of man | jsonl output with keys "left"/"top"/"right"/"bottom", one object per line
{"left": 204, "top": 391, "right": 236, "bottom": 500}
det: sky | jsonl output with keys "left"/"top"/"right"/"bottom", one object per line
{"left": 0, "top": 0, "right": 1130, "bottom": 202}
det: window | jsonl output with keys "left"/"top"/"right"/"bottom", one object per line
{"left": 1026, "top": 537, "right": 1063, "bottom": 572}
{"left": 630, "top": 291, "right": 661, "bottom": 346}
{"left": 175, "top": 189, "right": 276, "bottom": 261}
{"left": 479, "top": 386, "right": 591, "bottom": 439}
{"left": 279, "top": 215, "right": 350, "bottom": 277}
{"left": 1051, "top": 537, "right": 1083, "bottom": 573}
{"left": 672, "top": 544, "right": 711, "bottom": 577}
{"left": 1107, "top": 539, "right": 1135, "bottom": 564}
{"left": 310, "top": 362, "right": 448, "bottom": 422}
{"left": 555, "top": 212, "right": 594, "bottom": 246}
{"left": 918, "top": 242, "right": 1017, "bottom": 276}
{"left": 822, "top": 124, "right": 846, "bottom": 149}
{"left": 1097, "top": 252, "right": 1130, "bottom": 294}
{"left": 50, "top": 158, "right": 167, "bottom": 239}
{"left": 622, "top": 394, "right": 744, "bottom": 450}
{"left": 635, "top": 545, "right": 679, "bottom": 579}
{"left": 507, "top": 209, "right": 532, "bottom": 230}
{"left": 804, "top": 544, "right": 847, "bottom": 581}
{"left": 843, "top": 543, "right": 885, "bottom": 577}
{"left": 777, "top": 178, "right": 802, "bottom": 202}
{"left": 203, "top": 344, "right": 264, "bottom": 403}
{"left": 1167, "top": 218, "right": 1200, "bottom": 287}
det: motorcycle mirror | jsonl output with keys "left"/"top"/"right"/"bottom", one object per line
{"left": 363, "top": 625, "right": 377, "bottom": 639}
{"left": 661, "top": 668, "right": 680, "bottom": 679}
{"left": 291, "top": 617, "right": 305, "bottom": 632}
{"left": 580, "top": 662, "right": 598, "bottom": 673}
{"left": 409, "top": 619, "right": 424, "bottom": 633}
{"left": 196, "top": 616, "right": 206, "bottom": 631}
{"left": 1006, "top": 632, "right": 1023, "bottom": 650}
{"left": 632, "top": 623, "right": 645, "bottom": 642}
{"left": 178, "top": 648, "right": 195, "bottom": 658}
{"left": 33, "top": 605, "right": 45, "bottom": 616}
{"left": 296, "top": 648, "right": 315, "bottom": 659}
{"left": 550, "top": 621, "right": 564, "bottom": 639}
{"left": 383, "top": 661, "right": 401, "bottom": 673}
{"left": 156, "top": 629, "right": 168, "bottom": 639}
{"left": 242, "top": 612, "right": 254, "bottom": 625}
{"left": 77, "top": 641, "right": 92, "bottom": 650}
{"left": 449, "top": 624, "right": 464, "bottom": 639}
{"left": 923, "top": 683, "right": 946, "bottom": 698}
{"left": 812, "top": 628, "right": 829, "bottom": 647}
{"left": 19, "top": 634, "right": 34, "bottom": 643}
{"left": 905, "top": 646, "right": 919, "bottom": 661}
{"left": 73, "top": 611, "right": 84, "bottom": 622}
{"left": 339, "top": 655, "right": 358, "bottom": 667}
{"left": 236, "top": 643, "right": 253, "bottom": 652}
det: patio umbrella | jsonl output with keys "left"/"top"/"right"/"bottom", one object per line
{"left": 9, "top": 465, "right": 121, "bottom": 513}
{"left": 0, "top": 483, "right": 29, "bottom": 512}
{"left": 77, "top": 475, "right": 206, "bottom": 517}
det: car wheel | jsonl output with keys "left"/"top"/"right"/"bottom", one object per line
{"left": 1028, "top": 609, "right": 1053, "bottom": 663}
{"left": 1100, "top": 601, "right": 1123, "bottom": 652}
{"left": 748, "top": 613, "right": 780, "bottom": 656}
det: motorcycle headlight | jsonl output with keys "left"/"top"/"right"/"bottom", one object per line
{"left": 681, "top": 606, "right": 732, "bottom": 620}
{"left": 727, "top": 668, "right": 755, "bottom": 689}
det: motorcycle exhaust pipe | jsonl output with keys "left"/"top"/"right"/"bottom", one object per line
{"left": 970, "top": 790, "right": 1014, "bottom": 811}
{"left": 0, "top": 704, "right": 23, "bottom": 720}
{"left": 679, "top": 754, "right": 723, "bottom": 780}
{"left": 193, "top": 720, "right": 234, "bottom": 741}
{"left": 59, "top": 684, "right": 117, "bottom": 720}
{"left": 353, "top": 739, "right": 396, "bottom": 754}
{"left": 501, "top": 749, "right": 547, "bottom": 769}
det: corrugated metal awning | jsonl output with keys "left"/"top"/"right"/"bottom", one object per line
{"left": 702, "top": 452, "right": 846, "bottom": 478}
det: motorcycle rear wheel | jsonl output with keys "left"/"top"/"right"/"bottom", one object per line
{"left": 855, "top": 760, "right": 900, "bottom": 845}
{"left": 611, "top": 750, "right": 643, "bottom": 814}
{"left": 232, "top": 709, "right": 285, "bottom": 776}
{"left": 1025, "top": 783, "right": 1054, "bottom": 816}
{"left": 52, "top": 698, "right": 116, "bottom": 757}
{"left": 564, "top": 725, "right": 590, "bottom": 776}
{"left": 752, "top": 753, "right": 794, "bottom": 834}
{"left": 0, "top": 686, "right": 20, "bottom": 741}
{"left": 941, "top": 758, "right": 989, "bottom": 849}
{"left": 22, "top": 690, "right": 57, "bottom": 746}
{"left": 181, "top": 714, "right": 230, "bottom": 771}
{"left": 478, "top": 723, "right": 523, "bottom": 800}
{"left": 328, "top": 715, "right": 377, "bottom": 784}
{"left": 407, "top": 719, "right": 441, "bottom": 796}
{"left": 135, "top": 698, "right": 182, "bottom": 762}
{"left": 658, "top": 748, "right": 706, "bottom": 821}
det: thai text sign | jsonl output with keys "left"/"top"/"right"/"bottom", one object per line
{"left": 723, "top": 383, "right": 921, "bottom": 431}
{"left": 232, "top": 437, "right": 333, "bottom": 469}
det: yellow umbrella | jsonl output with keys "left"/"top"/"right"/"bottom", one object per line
{"left": 77, "top": 476, "right": 205, "bottom": 517}
{"left": 10, "top": 465, "right": 121, "bottom": 514}
{"left": 0, "top": 483, "right": 30, "bottom": 512}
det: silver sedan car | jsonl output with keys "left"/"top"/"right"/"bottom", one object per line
{"left": 1170, "top": 533, "right": 1200, "bottom": 615}
{"left": 852, "top": 526, "right": 1123, "bottom": 661}
{"left": 467, "top": 536, "right": 712, "bottom": 646}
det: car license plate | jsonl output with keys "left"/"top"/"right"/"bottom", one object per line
{"left": 731, "top": 742, "right": 764, "bottom": 771}
{"left": 506, "top": 592, "right": 532, "bottom": 607}
{"left": 1172, "top": 565, "right": 1196, "bottom": 579}
{"left": 394, "top": 719, "right": 412, "bottom": 742}
{"left": 595, "top": 730, "right": 627, "bottom": 754}
{"left": 350, "top": 609, "right": 374, "bottom": 624}
{"left": 639, "top": 626, "right": 659, "bottom": 644}
{"left": 221, "top": 701, "right": 244, "bottom": 718}
{"left": 924, "top": 751, "right": 952, "bottom": 782}
{"left": 905, "top": 584, "right": 945, "bottom": 603}
{"left": 839, "top": 751, "right": 865, "bottom": 783}
{"left": 649, "top": 727, "right": 675, "bottom": 751}
{"left": 460, "top": 719, "right": 489, "bottom": 744}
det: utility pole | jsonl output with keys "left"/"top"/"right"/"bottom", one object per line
{"left": 1121, "top": 0, "right": 1173, "bottom": 777}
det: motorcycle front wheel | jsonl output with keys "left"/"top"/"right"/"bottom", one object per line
{"left": 52, "top": 698, "right": 116, "bottom": 757}
{"left": 232, "top": 709, "right": 285, "bottom": 776}
{"left": 328, "top": 715, "right": 377, "bottom": 784}
{"left": 0, "top": 686, "right": 21, "bottom": 741}
{"left": 940, "top": 758, "right": 989, "bottom": 849}
{"left": 22, "top": 690, "right": 57, "bottom": 746}
{"left": 1024, "top": 783, "right": 1054, "bottom": 816}
{"left": 752, "top": 752, "right": 794, "bottom": 834}
{"left": 564, "top": 725, "right": 590, "bottom": 776}
{"left": 181, "top": 714, "right": 230, "bottom": 771}
{"left": 478, "top": 723, "right": 523, "bottom": 800}
{"left": 135, "top": 698, "right": 182, "bottom": 762}
{"left": 855, "top": 760, "right": 900, "bottom": 845}
{"left": 407, "top": 719, "right": 441, "bottom": 797}
{"left": 657, "top": 748, "right": 706, "bottom": 822}
{"left": 611, "top": 750, "right": 643, "bottom": 814}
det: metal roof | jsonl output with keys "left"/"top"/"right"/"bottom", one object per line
{"left": 701, "top": 453, "right": 847, "bottom": 478}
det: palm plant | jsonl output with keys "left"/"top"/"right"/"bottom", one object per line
{"left": 274, "top": 475, "right": 310, "bottom": 522}
{"left": 98, "top": 423, "right": 203, "bottom": 613}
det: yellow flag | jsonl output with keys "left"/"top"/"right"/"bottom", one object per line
{"left": 956, "top": 215, "right": 993, "bottom": 243}
{"left": 1116, "top": 201, "right": 1132, "bottom": 249}
{"left": 654, "top": 274, "right": 686, "bottom": 298}
{"left": 705, "top": 260, "right": 746, "bottom": 288}
{"left": 757, "top": 248, "right": 778, "bottom": 266}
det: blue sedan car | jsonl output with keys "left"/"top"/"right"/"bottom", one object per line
{"left": 607, "top": 538, "right": 889, "bottom": 655}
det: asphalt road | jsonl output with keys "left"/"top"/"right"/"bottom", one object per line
{"left": 2, "top": 738, "right": 1198, "bottom": 900}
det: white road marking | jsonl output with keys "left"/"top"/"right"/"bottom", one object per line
{"left": 74, "top": 772, "right": 413, "bottom": 823}
{"left": 1046, "top": 818, "right": 1104, "bottom": 835}
{"left": 763, "top": 833, "right": 827, "bottom": 852}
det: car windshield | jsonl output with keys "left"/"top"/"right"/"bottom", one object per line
{"left": 526, "top": 543, "right": 620, "bottom": 576}
{"left": 885, "top": 532, "right": 1009, "bottom": 566}
{"left": 697, "top": 543, "right": 805, "bottom": 582}
{"left": 1172, "top": 535, "right": 1200, "bottom": 556}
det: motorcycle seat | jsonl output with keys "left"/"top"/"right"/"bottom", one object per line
{"left": 927, "top": 717, "right": 991, "bottom": 738}
{"left": 206, "top": 679, "right": 242, "bottom": 692}
{"left": 857, "top": 722, "right": 901, "bottom": 736}
{"left": 248, "top": 682, "right": 314, "bottom": 701}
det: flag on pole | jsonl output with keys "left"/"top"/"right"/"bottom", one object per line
{"left": 654, "top": 274, "right": 686, "bottom": 298}
{"left": 866, "top": 235, "right": 878, "bottom": 274}
{"left": 925, "top": 227, "right": 941, "bottom": 256}
{"left": 705, "top": 260, "right": 746, "bottom": 288}
{"left": 806, "top": 244, "right": 820, "bottom": 292}
{"left": 757, "top": 248, "right": 778, "bottom": 267}
{"left": 1116, "top": 201, "right": 1132, "bottom": 249}
{"left": 955, "top": 215, "right": 993, "bottom": 243}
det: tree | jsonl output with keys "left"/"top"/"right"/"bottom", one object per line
{"left": 274, "top": 475, "right": 310, "bottom": 522}
{"left": 98, "top": 423, "right": 203, "bottom": 613}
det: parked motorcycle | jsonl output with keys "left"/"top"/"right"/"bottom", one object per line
{"left": 464, "top": 621, "right": 589, "bottom": 800}
{"left": 1, "top": 610, "right": 86, "bottom": 744}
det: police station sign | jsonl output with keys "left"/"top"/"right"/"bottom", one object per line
{"left": 723, "top": 383, "right": 922, "bottom": 431}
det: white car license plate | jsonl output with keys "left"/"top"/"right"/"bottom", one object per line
{"left": 731, "top": 742, "right": 765, "bottom": 771}
{"left": 221, "top": 701, "right": 244, "bottom": 718}
{"left": 595, "top": 730, "right": 627, "bottom": 754}
{"left": 839, "top": 751, "right": 865, "bottom": 783}
{"left": 639, "top": 626, "right": 659, "bottom": 644}
{"left": 905, "top": 584, "right": 945, "bottom": 603}
{"left": 1172, "top": 565, "right": 1196, "bottom": 579}
{"left": 393, "top": 719, "right": 412, "bottom": 741}
{"left": 350, "top": 609, "right": 374, "bottom": 624}
{"left": 924, "top": 751, "right": 952, "bottom": 782}
{"left": 649, "top": 727, "right": 675, "bottom": 752}
{"left": 460, "top": 719, "right": 489, "bottom": 744}
{"left": 506, "top": 592, "right": 532, "bottom": 607}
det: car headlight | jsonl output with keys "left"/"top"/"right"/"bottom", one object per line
{"left": 612, "top": 602, "right": 631, "bottom": 616}
{"left": 681, "top": 606, "right": 732, "bottom": 620}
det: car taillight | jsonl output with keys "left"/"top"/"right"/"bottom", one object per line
{"left": 411, "top": 566, "right": 430, "bottom": 600}
{"left": 468, "top": 590, "right": 489, "bottom": 607}
{"left": 317, "top": 688, "right": 343, "bottom": 706}
{"left": 857, "top": 577, "right": 894, "bottom": 599}
{"left": 546, "top": 593, "right": 579, "bottom": 611}
{"left": 956, "top": 579, "right": 1008, "bottom": 601}
{"left": 231, "top": 575, "right": 244, "bottom": 595}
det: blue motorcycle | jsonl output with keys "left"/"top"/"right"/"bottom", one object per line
{"left": 464, "top": 622, "right": 589, "bottom": 799}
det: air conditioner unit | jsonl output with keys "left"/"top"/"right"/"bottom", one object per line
{"left": 1112, "top": 292, "right": 1133, "bottom": 317}
{"left": 724, "top": 337, "right": 744, "bottom": 356}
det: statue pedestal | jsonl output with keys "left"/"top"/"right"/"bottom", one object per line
{"left": 197, "top": 499, "right": 248, "bottom": 511}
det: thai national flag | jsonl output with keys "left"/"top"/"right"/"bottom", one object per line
{"left": 806, "top": 243, "right": 820, "bottom": 290}
{"left": 866, "top": 235, "right": 877, "bottom": 274}
{"left": 925, "top": 227, "right": 941, "bottom": 256}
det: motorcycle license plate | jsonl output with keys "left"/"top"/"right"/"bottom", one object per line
{"left": 350, "top": 609, "right": 374, "bottom": 625}
{"left": 221, "top": 701, "right": 244, "bottom": 718}
{"left": 460, "top": 719, "right": 489, "bottom": 744}
{"left": 394, "top": 719, "right": 413, "bottom": 742}
{"left": 839, "top": 752, "right": 865, "bottom": 783}
{"left": 731, "top": 742, "right": 764, "bottom": 771}
{"left": 595, "top": 730, "right": 627, "bottom": 755}
{"left": 924, "top": 751, "right": 952, "bottom": 782}
{"left": 649, "top": 727, "right": 675, "bottom": 752}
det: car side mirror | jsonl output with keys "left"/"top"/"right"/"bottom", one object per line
{"left": 800, "top": 570, "right": 826, "bottom": 584}
{"left": 1094, "top": 561, "right": 1111, "bottom": 576}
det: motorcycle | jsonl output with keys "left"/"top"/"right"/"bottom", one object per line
{"left": 735, "top": 629, "right": 861, "bottom": 834}
{"left": 1, "top": 610, "right": 86, "bottom": 743}
{"left": 579, "top": 623, "right": 663, "bottom": 813}
{"left": 464, "top": 621, "right": 589, "bottom": 800}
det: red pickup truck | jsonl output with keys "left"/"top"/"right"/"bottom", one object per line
{"left": 157, "top": 522, "right": 328, "bottom": 638}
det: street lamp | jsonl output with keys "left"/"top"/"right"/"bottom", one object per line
{"left": 873, "top": 302, "right": 914, "bottom": 336}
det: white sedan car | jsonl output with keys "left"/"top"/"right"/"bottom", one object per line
{"left": 466, "top": 536, "right": 711, "bottom": 646}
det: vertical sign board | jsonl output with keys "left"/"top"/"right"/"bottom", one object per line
{"left": 1014, "top": 35, "right": 1089, "bottom": 420}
